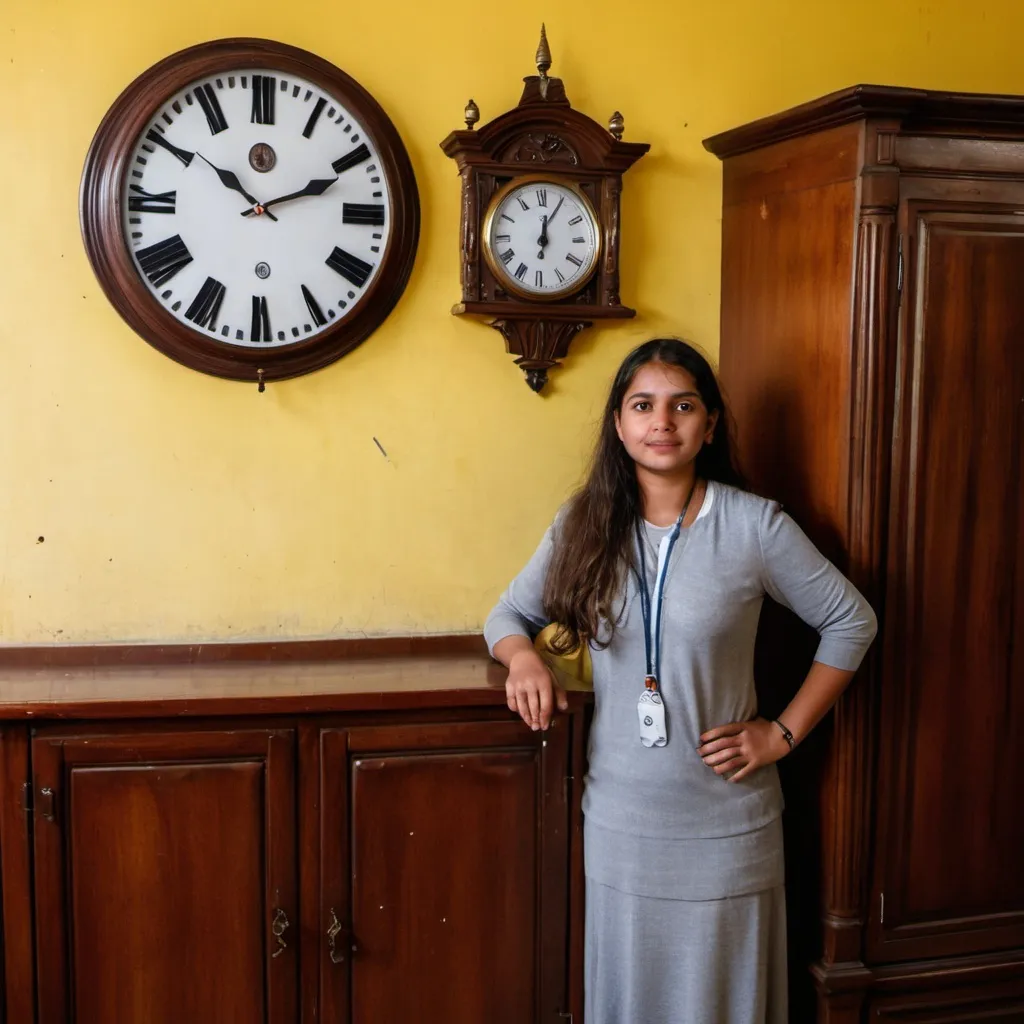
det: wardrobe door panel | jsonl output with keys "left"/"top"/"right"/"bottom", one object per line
{"left": 871, "top": 205, "right": 1024, "bottom": 961}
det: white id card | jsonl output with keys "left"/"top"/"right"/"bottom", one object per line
{"left": 637, "top": 688, "right": 667, "bottom": 747}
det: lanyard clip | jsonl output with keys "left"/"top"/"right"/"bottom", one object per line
{"left": 644, "top": 675, "right": 659, "bottom": 692}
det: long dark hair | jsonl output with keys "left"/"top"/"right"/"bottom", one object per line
{"left": 542, "top": 339, "right": 745, "bottom": 654}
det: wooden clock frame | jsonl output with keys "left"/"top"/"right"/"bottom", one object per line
{"left": 441, "top": 30, "right": 649, "bottom": 392}
{"left": 80, "top": 37, "right": 420, "bottom": 384}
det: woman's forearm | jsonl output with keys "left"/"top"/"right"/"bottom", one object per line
{"left": 777, "top": 661, "right": 858, "bottom": 745}
{"left": 492, "top": 634, "right": 536, "bottom": 669}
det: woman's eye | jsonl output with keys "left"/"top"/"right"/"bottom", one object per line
{"left": 633, "top": 401, "right": 650, "bottom": 412}
{"left": 677, "top": 402, "right": 693, "bottom": 412}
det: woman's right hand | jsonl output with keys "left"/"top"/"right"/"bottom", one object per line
{"left": 505, "top": 648, "right": 568, "bottom": 731}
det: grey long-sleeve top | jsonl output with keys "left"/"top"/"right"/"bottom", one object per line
{"left": 485, "top": 482, "right": 878, "bottom": 843}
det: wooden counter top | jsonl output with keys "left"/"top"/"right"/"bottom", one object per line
{"left": 0, "top": 655, "right": 514, "bottom": 720}
{"left": 0, "top": 636, "right": 538, "bottom": 720}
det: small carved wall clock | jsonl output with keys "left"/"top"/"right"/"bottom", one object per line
{"left": 441, "top": 27, "right": 648, "bottom": 391}
{"left": 81, "top": 38, "right": 420, "bottom": 385}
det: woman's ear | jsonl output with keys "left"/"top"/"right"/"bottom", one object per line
{"left": 704, "top": 409, "right": 720, "bottom": 445}
{"left": 614, "top": 409, "right": 624, "bottom": 444}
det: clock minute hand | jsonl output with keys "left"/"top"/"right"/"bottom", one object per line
{"left": 546, "top": 195, "right": 565, "bottom": 225}
{"left": 196, "top": 153, "right": 278, "bottom": 221}
{"left": 240, "top": 177, "right": 339, "bottom": 217}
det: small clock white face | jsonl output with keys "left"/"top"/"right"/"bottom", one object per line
{"left": 122, "top": 68, "right": 392, "bottom": 347}
{"left": 484, "top": 179, "right": 600, "bottom": 299}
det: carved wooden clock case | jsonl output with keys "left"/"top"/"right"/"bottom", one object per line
{"left": 441, "top": 29, "right": 649, "bottom": 391}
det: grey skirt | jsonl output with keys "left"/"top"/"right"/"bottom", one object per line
{"left": 585, "top": 879, "right": 788, "bottom": 1024}
{"left": 584, "top": 817, "right": 787, "bottom": 1024}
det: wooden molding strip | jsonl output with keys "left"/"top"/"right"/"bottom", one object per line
{"left": 0, "top": 633, "right": 488, "bottom": 669}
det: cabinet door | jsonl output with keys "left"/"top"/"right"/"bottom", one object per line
{"left": 320, "top": 717, "right": 570, "bottom": 1024}
{"left": 32, "top": 726, "right": 298, "bottom": 1024}
{"left": 870, "top": 205, "right": 1024, "bottom": 961}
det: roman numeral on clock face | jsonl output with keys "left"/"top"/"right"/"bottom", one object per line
{"left": 572, "top": 236, "right": 586, "bottom": 244}
{"left": 326, "top": 246, "right": 373, "bottom": 288}
{"left": 185, "top": 276, "right": 226, "bottom": 330}
{"left": 342, "top": 203, "right": 386, "bottom": 226}
{"left": 193, "top": 84, "right": 228, "bottom": 135}
{"left": 128, "top": 185, "right": 176, "bottom": 214}
{"left": 515, "top": 262, "right": 528, "bottom": 281}
{"left": 250, "top": 295, "right": 271, "bottom": 341}
{"left": 535, "top": 269, "right": 543, "bottom": 287}
{"left": 516, "top": 196, "right": 530, "bottom": 211}
{"left": 500, "top": 248, "right": 515, "bottom": 265}
{"left": 568, "top": 215, "right": 583, "bottom": 226}
{"left": 136, "top": 234, "right": 193, "bottom": 287}
{"left": 555, "top": 268, "right": 565, "bottom": 283}
{"left": 302, "top": 285, "right": 328, "bottom": 327}
{"left": 332, "top": 143, "right": 371, "bottom": 175}
{"left": 565, "top": 252, "right": 584, "bottom": 267}
{"left": 145, "top": 129, "right": 194, "bottom": 167}
{"left": 251, "top": 75, "right": 276, "bottom": 125}
{"left": 303, "top": 97, "right": 327, "bottom": 138}
{"left": 536, "top": 189, "right": 548, "bottom": 207}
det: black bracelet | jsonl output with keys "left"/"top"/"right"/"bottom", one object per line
{"left": 772, "top": 718, "right": 795, "bottom": 750}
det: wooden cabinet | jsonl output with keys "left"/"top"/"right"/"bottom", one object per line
{"left": 705, "top": 86, "right": 1024, "bottom": 1021}
{"left": 0, "top": 646, "right": 585, "bottom": 1024}
{"left": 31, "top": 727, "right": 299, "bottom": 1024}
{"left": 320, "top": 720, "right": 569, "bottom": 1023}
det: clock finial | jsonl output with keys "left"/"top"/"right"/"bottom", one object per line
{"left": 609, "top": 111, "right": 625, "bottom": 140}
{"left": 464, "top": 98, "right": 480, "bottom": 130}
{"left": 535, "top": 24, "right": 552, "bottom": 79}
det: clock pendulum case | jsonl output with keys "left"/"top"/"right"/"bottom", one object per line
{"left": 440, "top": 26, "right": 649, "bottom": 392}
{"left": 80, "top": 38, "right": 420, "bottom": 386}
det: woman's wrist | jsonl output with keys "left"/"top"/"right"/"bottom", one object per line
{"left": 771, "top": 717, "right": 795, "bottom": 753}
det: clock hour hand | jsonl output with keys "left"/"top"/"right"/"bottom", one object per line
{"left": 240, "top": 176, "right": 339, "bottom": 217}
{"left": 196, "top": 153, "right": 278, "bottom": 221}
{"left": 536, "top": 214, "right": 549, "bottom": 260}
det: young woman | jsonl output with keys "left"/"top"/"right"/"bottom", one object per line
{"left": 484, "top": 339, "right": 877, "bottom": 1024}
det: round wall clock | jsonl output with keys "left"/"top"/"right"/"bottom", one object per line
{"left": 481, "top": 174, "right": 601, "bottom": 301}
{"left": 81, "top": 38, "right": 420, "bottom": 383}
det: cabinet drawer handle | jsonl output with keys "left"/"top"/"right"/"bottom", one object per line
{"left": 327, "top": 908, "right": 345, "bottom": 964}
{"left": 271, "top": 908, "right": 289, "bottom": 958}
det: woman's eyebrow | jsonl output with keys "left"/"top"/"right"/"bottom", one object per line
{"left": 625, "top": 390, "right": 701, "bottom": 401}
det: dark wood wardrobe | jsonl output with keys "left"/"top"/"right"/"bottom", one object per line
{"left": 704, "top": 86, "right": 1024, "bottom": 1023}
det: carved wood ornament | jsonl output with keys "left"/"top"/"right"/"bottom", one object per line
{"left": 441, "top": 27, "right": 649, "bottom": 392}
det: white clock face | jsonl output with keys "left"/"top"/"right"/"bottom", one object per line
{"left": 485, "top": 179, "right": 600, "bottom": 299}
{"left": 121, "top": 68, "right": 392, "bottom": 347}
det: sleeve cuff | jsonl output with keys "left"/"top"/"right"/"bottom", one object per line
{"left": 483, "top": 616, "right": 535, "bottom": 659}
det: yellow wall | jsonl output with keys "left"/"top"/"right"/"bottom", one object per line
{"left": 2, "top": 0, "right": 1023, "bottom": 644}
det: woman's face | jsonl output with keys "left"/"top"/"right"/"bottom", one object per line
{"left": 614, "top": 361, "right": 718, "bottom": 479}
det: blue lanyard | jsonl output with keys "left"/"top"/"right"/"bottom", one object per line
{"left": 632, "top": 483, "right": 697, "bottom": 691}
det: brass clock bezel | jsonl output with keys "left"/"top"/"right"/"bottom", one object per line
{"left": 481, "top": 173, "right": 602, "bottom": 302}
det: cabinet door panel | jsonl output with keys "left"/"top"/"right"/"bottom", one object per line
{"left": 33, "top": 727, "right": 297, "bottom": 1024}
{"left": 322, "top": 718, "right": 569, "bottom": 1024}
{"left": 871, "top": 206, "right": 1024, "bottom": 961}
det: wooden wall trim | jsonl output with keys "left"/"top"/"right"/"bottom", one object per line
{"left": 0, "top": 633, "right": 487, "bottom": 669}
